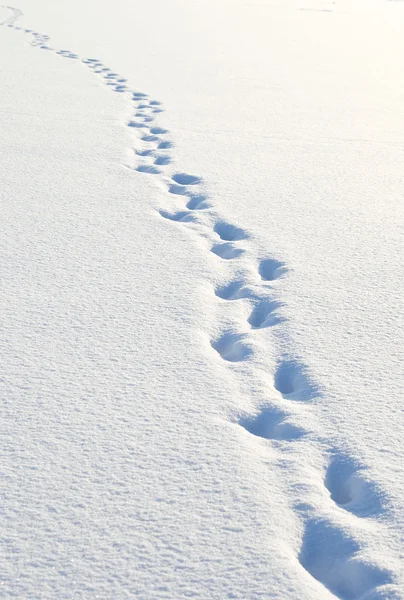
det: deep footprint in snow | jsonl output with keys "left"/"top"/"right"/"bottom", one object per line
{"left": 169, "top": 184, "right": 189, "bottom": 196}
{"left": 172, "top": 173, "right": 201, "bottom": 186}
{"left": 215, "top": 280, "right": 251, "bottom": 301}
{"left": 239, "top": 406, "right": 306, "bottom": 441}
{"left": 158, "top": 140, "right": 173, "bottom": 150}
{"left": 159, "top": 210, "right": 197, "bottom": 223}
{"left": 214, "top": 221, "right": 249, "bottom": 241}
{"left": 136, "top": 149, "right": 155, "bottom": 157}
{"left": 325, "top": 454, "right": 386, "bottom": 517}
{"left": 136, "top": 165, "right": 161, "bottom": 175}
{"left": 259, "top": 258, "right": 287, "bottom": 281}
{"left": 150, "top": 127, "right": 168, "bottom": 135}
{"left": 186, "top": 195, "right": 209, "bottom": 210}
{"left": 141, "top": 134, "right": 160, "bottom": 143}
{"left": 211, "top": 243, "right": 244, "bottom": 260}
{"left": 248, "top": 300, "right": 283, "bottom": 329}
{"left": 298, "top": 517, "right": 392, "bottom": 599}
{"left": 274, "top": 360, "right": 316, "bottom": 401}
{"left": 211, "top": 332, "right": 252, "bottom": 362}
{"left": 128, "top": 120, "right": 147, "bottom": 129}
{"left": 154, "top": 155, "right": 171, "bottom": 166}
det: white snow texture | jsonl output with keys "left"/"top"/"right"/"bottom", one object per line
{"left": 0, "top": 1, "right": 403, "bottom": 598}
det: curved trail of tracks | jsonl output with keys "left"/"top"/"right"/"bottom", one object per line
{"left": 1, "top": 6, "right": 400, "bottom": 598}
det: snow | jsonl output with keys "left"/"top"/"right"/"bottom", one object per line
{"left": 1, "top": 1, "right": 403, "bottom": 598}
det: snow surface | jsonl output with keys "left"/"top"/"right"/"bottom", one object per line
{"left": 1, "top": 1, "right": 404, "bottom": 598}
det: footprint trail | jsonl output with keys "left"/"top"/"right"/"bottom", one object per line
{"left": 0, "top": 5, "right": 399, "bottom": 598}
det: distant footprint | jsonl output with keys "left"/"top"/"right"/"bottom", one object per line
{"left": 259, "top": 258, "right": 287, "bottom": 281}
{"left": 239, "top": 406, "right": 306, "bottom": 441}
{"left": 211, "top": 332, "right": 252, "bottom": 362}
{"left": 211, "top": 243, "right": 244, "bottom": 260}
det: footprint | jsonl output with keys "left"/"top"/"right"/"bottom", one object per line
{"left": 158, "top": 141, "right": 173, "bottom": 150}
{"left": 152, "top": 108, "right": 164, "bottom": 114}
{"left": 186, "top": 195, "right": 209, "bottom": 210}
{"left": 168, "top": 184, "right": 189, "bottom": 196}
{"left": 150, "top": 127, "right": 168, "bottom": 135}
{"left": 211, "top": 332, "right": 252, "bottom": 362}
{"left": 133, "top": 92, "right": 148, "bottom": 100}
{"left": 215, "top": 280, "right": 250, "bottom": 301}
{"left": 325, "top": 454, "right": 385, "bottom": 517}
{"left": 259, "top": 258, "right": 287, "bottom": 281}
{"left": 274, "top": 360, "right": 316, "bottom": 401}
{"left": 136, "top": 165, "right": 161, "bottom": 175}
{"left": 128, "top": 120, "right": 147, "bottom": 128}
{"left": 299, "top": 517, "right": 392, "bottom": 599}
{"left": 214, "top": 221, "right": 249, "bottom": 241}
{"left": 239, "top": 407, "right": 306, "bottom": 441}
{"left": 248, "top": 300, "right": 283, "bottom": 329}
{"left": 154, "top": 155, "right": 171, "bottom": 166}
{"left": 159, "top": 210, "right": 196, "bottom": 223}
{"left": 172, "top": 173, "right": 201, "bottom": 186}
{"left": 136, "top": 149, "right": 155, "bottom": 157}
{"left": 211, "top": 243, "right": 244, "bottom": 260}
{"left": 141, "top": 135, "right": 160, "bottom": 143}
{"left": 149, "top": 100, "right": 162, "bottom": 106}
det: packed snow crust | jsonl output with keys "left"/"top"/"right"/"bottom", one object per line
{"left": 1, "top": 1, "right": 404, "bottom": 598}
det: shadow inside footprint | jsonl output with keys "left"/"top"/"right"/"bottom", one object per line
{"left": 239, "top": 407, "right": 306, "bottom": 441}
{"left": 141, "top": 135, "right": 160, "bottom": 142}
{"left": 136, "top": 165, "right": 161, "bottom": 175}
{"left": 150, "top": 127, "right": 168, "bottom": 135}
{"left": 325, "top": 454, "right": 386, "bottom": 517}
{"left": 214, "top": 221, "right": 249, "bottom": 241}
{"left": 211, "top": 243, "right": 244, "bottom": 260}
{"left": 259, "top": 258, "right": 287, "bottom": 281}
{"left": 154, "top": 155, "right": 171, "bottom": 166}
{"left": 128, "top": 120, "right": 146, "bottom": 128}
{"left": 168, "top": 184, "right": 189, "bottom": 196}
{"left": 211, "top": 332, "right": 252, "bottom": 362}
{"left": 299, "top": 518, "right": 392, "bottom": 600}
{"left": 215, "top": 280, "right": 251, "bottom": 301}
{"left": 136, "top": 149, "right": 155, "bottom": 157}
{"left": 248, "top": 300, "right": 283, "bottom": 329}
{"left": 186, "top": 195, "right": 210, "bottom": 210}
{"left": 158, "top": 141, "right": 173, "bottom": 150}
{"left": 172, "top": 173, "right": 201, "bottom": 185}
{"left": 274, "top": 360, "right": 317, "bottom": 401}
{"left": 159, "top": 210, "right": 196, "bottom": 223}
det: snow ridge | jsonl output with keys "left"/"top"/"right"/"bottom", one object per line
{"left": 1, "top": 6, "right": 400, "bottom": 598}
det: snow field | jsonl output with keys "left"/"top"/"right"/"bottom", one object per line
{"left": 1, "top": 2, "right": 403, "bottom": 598}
